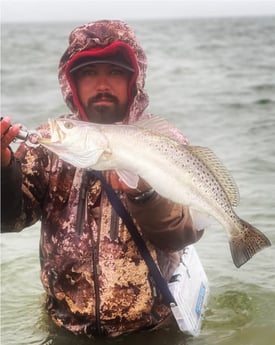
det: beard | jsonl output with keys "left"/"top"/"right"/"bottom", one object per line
{"left": 83, "top": 92, "right": 128, "bottom": 124}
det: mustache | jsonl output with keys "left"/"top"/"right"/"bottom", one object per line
{"left": 88, "top": 92, "right": 118, "bottom": 105}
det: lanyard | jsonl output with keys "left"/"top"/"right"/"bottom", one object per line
{"left": 92, "top": 170, "right": 177, "bottom": 307}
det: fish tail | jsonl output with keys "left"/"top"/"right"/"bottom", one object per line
{"left": 229, "top": 219, "right": 271, "bottom": 268}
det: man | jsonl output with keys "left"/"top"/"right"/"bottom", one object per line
{"left": 1, "top": 20, "right": 203, "bottom": 337}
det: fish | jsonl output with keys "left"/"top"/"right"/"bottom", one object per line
{"left": 39, "top": 116, "right": 271, "bottom": 268}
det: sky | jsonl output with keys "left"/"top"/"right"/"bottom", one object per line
{"left": 1, "top": 0, "right": 275, "bottom": 22}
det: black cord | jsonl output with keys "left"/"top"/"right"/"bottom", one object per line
{"left": 92, "top": 170, "right": 177, "bottom": 307}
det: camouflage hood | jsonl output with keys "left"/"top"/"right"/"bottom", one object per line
{"left": 58, "top": 20, "right": 149, "bottom": 123}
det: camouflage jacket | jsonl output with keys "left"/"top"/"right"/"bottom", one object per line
{"left": 1, "top": 20, "right": 203, "bottom": 337}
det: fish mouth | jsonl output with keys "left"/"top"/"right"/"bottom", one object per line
{"left": 38, "top": 119, "right": 65, "bottom": 145}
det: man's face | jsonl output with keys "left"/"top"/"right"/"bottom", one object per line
{"left": 74, "top": 63, "right": 131, "bottom": 124}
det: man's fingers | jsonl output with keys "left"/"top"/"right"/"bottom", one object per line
{"left": 1, "top": 116, "right": 12, "bottom": 136}
{"left": 1, "top": 117, "right": 20, "bottom": 148}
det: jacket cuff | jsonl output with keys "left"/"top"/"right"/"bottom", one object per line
{"left": 1, "top": 153, "right": 23, "bottom": 226}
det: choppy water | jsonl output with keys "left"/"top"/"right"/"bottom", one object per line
{"left": 1, "top": 17, "right": 275, "bottom": 345}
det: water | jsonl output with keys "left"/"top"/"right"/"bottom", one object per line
{"left": 1, "top": 17, "right": 275, "bottom": 345}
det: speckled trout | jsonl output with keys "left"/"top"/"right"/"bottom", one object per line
{"left": 39, "top": 116, "right": 271, "bottom": 268}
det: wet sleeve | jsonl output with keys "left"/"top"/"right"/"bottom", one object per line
{"left": 1, "top": 142, "right": 49, "bottom": 232}
{"left": 1, "top": 154, "right": 23, "bottom": 231}
{"left": 127, "top": 193, "right": 204, "bottom": 252}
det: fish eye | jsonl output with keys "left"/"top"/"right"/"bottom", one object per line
{"left": 63, "top": 121, "right": 74, "bottom": 129}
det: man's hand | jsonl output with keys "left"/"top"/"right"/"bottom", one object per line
{"left": 1, "top": 117, "right": 20, "bottom": 167}
{"left": 104, "top": 170, "right": 151, "bottom": 196}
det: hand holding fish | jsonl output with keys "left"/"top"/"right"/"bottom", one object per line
{"left": 105, "top": 170, "right": 152, "bottom": 197}
{"left": 0, "top": 117, "right": 20, "bottom": 167}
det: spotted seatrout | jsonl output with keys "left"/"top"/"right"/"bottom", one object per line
{"left": 39, "top": 116, "right": 271, "bottom": 268}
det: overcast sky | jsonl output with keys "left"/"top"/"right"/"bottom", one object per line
{"left": 1, "top": 0, "right": 275, "bottom": 22}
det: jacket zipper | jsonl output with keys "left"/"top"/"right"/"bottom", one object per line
{"left": 92, "top": 183, "right": 105, "bottom": 335}
{"left": 76, "top": 171, "right": 102, "bottom": 334}
{"left": 75, "top": 171, "right": 89, "bottom": 236}
{"left": 92, "top": 247, "right": 102, "bottom": 334}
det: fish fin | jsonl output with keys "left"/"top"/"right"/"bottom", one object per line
{"left": 133, "top": 116, "right": 182, "bottom": 140}
{"left": 116, "top": 169, "right": 139, "bottom": 189}
{"left": 229, "top": 218, "right": 271, "bottom": 268}
{"left": 187, "top": 146, "right": 240, "bottom": 207}
{"left": 134, "top": 116, "right": 170, "bottom": 132}
{"left": 190, "top": 208, "right": 214, "bottom": 231}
